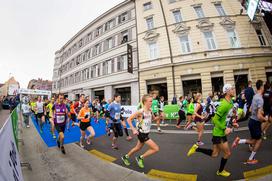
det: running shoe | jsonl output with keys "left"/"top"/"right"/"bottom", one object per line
{"left": 246, "top": 159, "right": 258, "bottom": 165}
{"left": 26, "top": 125, "right": 30, "bottom": 128}
{"left": 112, "top": 144, "right": 118, "bottom": 150}
{"left": 126, "top": 136, "right": 133, "bottom": 141}
{"left": 61, "top": 146, "right": 66, "bottom": 154}
{"left": 86, "top": 137, "right": 91, "bottom": 145}
{"left": 187, "top": 144, "right": 198, "bottom": 156}
{"left": 216, "top": 170, "right": 231, "bottom": 177}
{"left": 135, "top": 156, "right": 144, "bottom": 168}
{"left": 196, "top": 141, "right": 204, "bottom": 146}
{"left": 121, "top": 155, "right": 130, "bottom": 166}
{"left": 57, "top": 140, "right": 60, "bottom": 148}
{"left": 157, "top": 127, "right": 162, "bottom": 133}
{"left": 231, "top": 137, "right": 240, "bottom": 148}
{"left": 176, "top": 125, "right": 181, "bottom": 129}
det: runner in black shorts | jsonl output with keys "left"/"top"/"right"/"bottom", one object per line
{"left": 121, "top": 94, "right": 159, "bottom": 169}
{"left": 232, "top": 80, "right": 269, "bottom": 165}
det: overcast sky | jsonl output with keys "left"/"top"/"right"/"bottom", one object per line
{"left": 0, "top": 0, "right": 122, "bottom": 88}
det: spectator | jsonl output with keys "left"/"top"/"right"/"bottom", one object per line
{"left": 171, "top": 95, "right": 177, "bottom": 104}
{"left": 244, "top": 81, "right": 255, "bottom": 109}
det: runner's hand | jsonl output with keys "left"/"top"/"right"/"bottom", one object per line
{"left": 225, "top": 127, "right": 232, "bottom": 135}
{"left": 132, "top": 129, "right": 139, "bottom": 135}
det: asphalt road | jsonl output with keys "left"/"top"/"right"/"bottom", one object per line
{"left": 82, "top": 124, "right": 272, "bottom": 181}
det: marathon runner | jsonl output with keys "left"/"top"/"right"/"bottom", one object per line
{"left": 46, "top": 97, "right": 56, "bottom": 139}
{"left": 35, "top": 96, "right": 45, "bottom": 133}
{"left": 187, "top": 84, "right": 236, "bottom": 177}
{"left": 52, "top": 94, "right": 68, "bottom": 154}
{"left": 151, "top": 92, "right": 162, "bottom": 133}
{"left": 121, "top": 94, "right": 159, "bottom": 168}
{"left": 232, "top": 80, "right": 269, "bottom": 164}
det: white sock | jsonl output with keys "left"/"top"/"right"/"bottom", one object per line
{"left": 238, "top": 139, "right": 246, "bottom": 144}
{"left": 249, "top": 151, "right": 256, "bottom": 160}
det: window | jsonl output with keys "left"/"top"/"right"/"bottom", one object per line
{"left": 91, "top": 66, "right": 96, "bottom": 78}
{"left": 227, "top": 30, "right": 240, "bottom": 48}
{"left": 97, "top": 64, "right": 101, "bottom": 76}
{"left": 121, "top": 30, "right": 128, "bottom": 44}
{"left": 95, "top": 44, "right": 101, "bottom": 55}
{"left": 194, "top": 6, "right": 205, "bottom": 18}
{"left": 111, "top": 59, "right": 115, "bottom": 73}
{"left": 88, "top": 32, "right": 92, "bottom": 41}
{"left": 143, "top": 2, "right": 152, "bottom": 11}
{"left": 169, "top": 0, "right": 177, "bottom": 3}
{"left": 105, "top": 19, "right": 114, "bottom": 31}
{"left": 256, "top": 29, "right": 266, "bottom": 46}
{"left": 204, "top": 31, "right": 217, "bottom": 50}
{"left": 146, "top": 17, "right": 154, "bottom": 30}
{"left": 118, "top": 12, "right": 128, "bottom": 24}
{"left": 107, "top": 38, "right": 113, "bottom": 49}
{"left": 179, "top": 35, "right": 191, "bottom": 53}
{"left": 117, "top": 56, "right": 125, "bottom": 71}
{"left": 148, "top": 42, "right": 158, "bottom": 59}
{"left": 102, "top": 61, "right": 108, "bottom": 75}
{"left": 96, "top": 26, "right": 102, "bottom": 37}
{"left": 79, "top": 39, "right": 83, "bottom": 48}
{"left": 173, "top": 10, "right": 182, "bottom": 23}
{"left": 215, "top": 4, "right": 226, "bottom": 16}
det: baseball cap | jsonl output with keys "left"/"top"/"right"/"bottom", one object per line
{"left": 223, "top": 84, "right": 234, "bottom": 94}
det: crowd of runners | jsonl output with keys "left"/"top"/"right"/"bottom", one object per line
{"left": 20, "top": 79, "right": 272, "bottom": 177}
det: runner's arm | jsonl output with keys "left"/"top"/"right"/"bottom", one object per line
{"left": 127, "top": 111, "right": 140, "bottom": 132}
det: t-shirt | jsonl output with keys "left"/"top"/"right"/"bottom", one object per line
{"left": 53, "top": 103, "right": 67, "bottom": 125}
{"left": 30, "top": 102, "right": 36, "bottom": 111}
{"left": 46, "top": 103, "right": 54, "bottom": 118}
{"left": 250, "top": 93, "right": 264, "bottom": 121}
{"left": 107, "top": 102, "right": 121, "bottom": 124}
{"left": 137, "top": 109, "right": 152, "bottom": 133}
{"left": 22, "top": 104, "right": 30, "bottom": 114}
{"left": 36, "top": 101, "right": 44, "bottom": 113}
{"left": 159, "top": 101, "right": 164, "bottom": 111}
{"left": 182, "top": 99, "right": 188, "bottom": 112}
{"left": 212, "top": 98, "right": 233, "bottom": 137}
{"left": 152, "top": 99, "right": 159, "bottom": 113}
{"left": 78, "top": 108, "right": 91, "bottom": 123}
{"left": 187, "top": 103, "right": 195, "bottom": 114}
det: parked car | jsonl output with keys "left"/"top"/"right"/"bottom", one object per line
{"left": 2, "top": 99, "right": 10, "bottom": 109}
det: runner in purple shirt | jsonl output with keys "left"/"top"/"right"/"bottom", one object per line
{"left": 52, "top": 94, "right": 68, "bottom": 154}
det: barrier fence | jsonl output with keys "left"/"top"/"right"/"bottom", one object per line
{"left": 0, "top": 105, "right": 31, "bottom": 181}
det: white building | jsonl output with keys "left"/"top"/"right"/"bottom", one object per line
{"left": 52, "top": 0, "right": 139, "bottom": 105}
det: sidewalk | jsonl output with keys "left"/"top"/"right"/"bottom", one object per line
{"left": 19, "top": 120, "right": 155, "bottom": 181}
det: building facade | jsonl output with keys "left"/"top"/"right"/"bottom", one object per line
{"left": 135, "top": 0, "right": 272, "bottom": 101}
{"left": 52, "top": 0, "right": 139, "bottom": 105}
{"left": 0, "top": 77, "right": 20, "bottom": 97}
{"left": 27, "top": 78, "right": 52, "bottom": 91}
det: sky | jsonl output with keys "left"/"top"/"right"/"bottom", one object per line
{"left": 0, "top": 0, "right": 123, "bottom": 88}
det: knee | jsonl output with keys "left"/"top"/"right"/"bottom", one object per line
{"left": 225, "top": 151, "right": 231, "bottom": 158}
{"left": 153, "top": 145, "right": 160, "bottom": 153}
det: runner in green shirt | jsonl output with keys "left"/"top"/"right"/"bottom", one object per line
{"left": 151, "top": 92, "right": 162, "bottom": 133}
{"left": 187, "top": 84, "right": 236, "bottom": 178}
{"left": 184, "top": 97, "right": 195, "bottom": 129}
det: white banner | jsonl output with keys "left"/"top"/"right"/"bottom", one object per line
{"left": 121, "top": 105, "right": 138, "bottom": 118}
{"left": 0, "top": 119, "right": 24, "bottom": 181}
{"left": 247, "top": 0, "right": 259, "bottom": 21}
{"left": 18, "top": 88, "right": 51, "bottom": 97}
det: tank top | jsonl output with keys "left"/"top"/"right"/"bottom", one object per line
{"left": 137, "top": 109, "right": 152, "bottom": 133}
{"left": 54, "top": 103, "right": 67, "bottom": 125}
{"left": 78, "top": 108, "right": 91, "bottom": 123}
{"left": 194, "top": 103, "right": 203, "bottom": 122}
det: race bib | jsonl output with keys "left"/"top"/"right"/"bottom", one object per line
{"left": 115, "top": 113, "right": 120, "bottom": 120}
{"left": 56, "top": 115, "right": 65, "bottom": 124}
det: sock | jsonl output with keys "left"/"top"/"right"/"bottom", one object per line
{"left": 249, "top": 151, "right": 256, "bottom": 160}
{"left": 219, "top": 158, "right": 228, "bottom": 172}
{"left": 140, "top": 155, "right": 144, "bottom": 159}
{"left": 196, "top": 148, "right": 213, "bottom": 156}
{"left": 124, "top": 128, "right": 129, "bottom": 136}
{"left": 239, "top": 139, "right": 246, "bottom": 144}
{"left": 125, "top": 154, "right": 129, "bottom": 158}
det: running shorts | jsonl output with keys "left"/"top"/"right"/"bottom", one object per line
{"left": 137, "top": 132, "right": 150, "bottom": 143}
{"left": 80, "top": 121, "right": 91, "bottom": 131}
{"left": 55, "top": 124, "right": 66, "bottom": 133}
{"left": 37, "top": 113, "right": 44, "bottom": 119}
{"left": 248, "top": 118, "right": 262, "bottom": 140}
{"left": 212, "top": 136, "right": 227, "bottom": 145}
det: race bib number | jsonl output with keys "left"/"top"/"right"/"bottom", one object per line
{"left": 56, "top": 115, "right": 65, "bottom": 124}
{"left": 115, "top": 113, "right": 120, "bottom": 120}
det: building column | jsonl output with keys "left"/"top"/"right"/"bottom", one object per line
{"left": 131, "top": 82, "right": 139, "bottom": 105}
{"left": 223, "top": 70, "right": 235, "bottom": 85}
{"left": 249, "top": 67, "right": 266, "bottom": 84}
{"left": 139, "top": 74, "right": 147, "bottom": 97}
{"left": 167, "top": 76, "right": 174, "bottom": 104}
{"left": 174, "top": 75, "right": 182, "bottom": 96}
{"left": 201, "top": 72, "right": 212, "bottom": 98}
{"left": 105, "top": 86, "right": 114, "bottom": 101}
